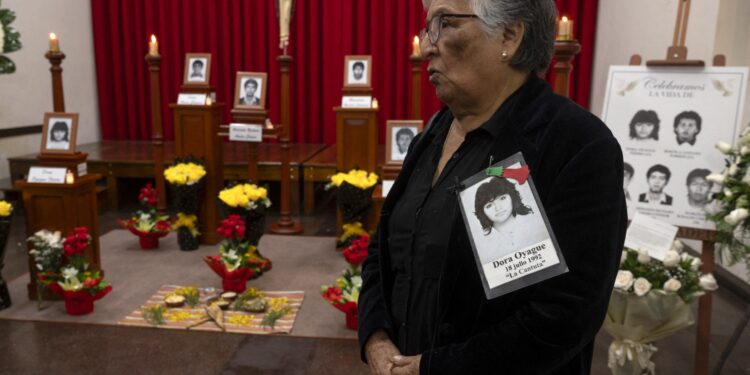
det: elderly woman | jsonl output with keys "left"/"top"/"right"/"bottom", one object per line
{"left": 358, "top": 0, "right": 626, "bottom": 374}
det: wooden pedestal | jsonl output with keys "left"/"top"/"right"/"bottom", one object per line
{"left": 334, "top": 107, "right": 378, "bottom": 173}
{"left": 15, "top": 174, "right": 102, "bottom": 300}
{"left": 170, "top": 103, "right": 225, "bottom": 245}
{"left": 230, "top": 109, "right": 269, "bottom": 183}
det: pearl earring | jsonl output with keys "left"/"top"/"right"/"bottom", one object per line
{"left": 501, "top": 50, "right": 509, "bottom": 60}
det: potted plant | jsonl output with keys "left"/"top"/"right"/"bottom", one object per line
{"left": 118, "top": 183, "right": 170, "bottom": 249}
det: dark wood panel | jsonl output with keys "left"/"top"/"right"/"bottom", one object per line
{"left": 0, "top": 124, "right": 43, "bottom": 139}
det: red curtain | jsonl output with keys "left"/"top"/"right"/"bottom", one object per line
{"left": 91, "top": 0, "right": 597, "bottom": 143}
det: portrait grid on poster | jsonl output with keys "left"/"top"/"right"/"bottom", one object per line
{"left": 41, "top": 112, "right": 78, "bottom": 154}
{"left": 602, "top": 66, "right": 748, "bottom": 230}
{"left": 457, "top": 152, "right": 568, "bottom": 299}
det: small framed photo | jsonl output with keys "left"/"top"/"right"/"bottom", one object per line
{"left": 183, "top": 53, "right": 212, "bottom": 85}
{"left": 41, "top": 112, "right": 79, "bottom": 154}
{"left": 386, "top": 120, "right": 423, "bottom": 164}
{"left": 234, "top": 72, "right": 268, "bottom": 110}
{"left": 344, "top": 55, "right": 372, "bottom": 88}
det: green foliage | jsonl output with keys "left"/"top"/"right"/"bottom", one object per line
{"left": 0, "top": 1, "right": 22, "bottom": 74}
{"left": 143, "top": 305, "right": 167, "bottom": 326}
{"left": 620, "top": 248, "right": 705, "bottom": 303}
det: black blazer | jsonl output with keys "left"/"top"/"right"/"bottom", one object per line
{"left": 358, "top": 76, "right": 627, "bottom": 374}
{"left": 637, "top": 192, "right": 673, "bottom": 205}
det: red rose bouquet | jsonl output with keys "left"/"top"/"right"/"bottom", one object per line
{"left": 204, "top": 215, "right": 269, "bottom": 293}
{"left": 321, "top": 234, "right": 368, "bottom": 329}
{"left": 36, "top": 227, "right": 112, "bottom": 315}
{"left": 118, "top": 183, "right": 170, "bottom": 249}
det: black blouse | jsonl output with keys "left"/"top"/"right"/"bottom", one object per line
{"left": 387, "top": 87, "right": 523, "bottom": 355}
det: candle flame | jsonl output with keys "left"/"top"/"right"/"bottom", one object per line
{"left": 151, "top": 34, "right": 157, "bottom": 43}
{"left": 413, "top": 35, "right": 420, "bottom": 44}
{"left": 49, "top": 33, "right": 57, "bottom": 40}
{"left": 562, "top": 16, "right": 568, "bottom": 22}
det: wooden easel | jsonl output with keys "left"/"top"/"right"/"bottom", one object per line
{"left": 630, "top": 1, "right": 718, "bottom": 374}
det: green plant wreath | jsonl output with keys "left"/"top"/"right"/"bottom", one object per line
{"left": 0, "top": 0, "right": 22, "bottom": 74}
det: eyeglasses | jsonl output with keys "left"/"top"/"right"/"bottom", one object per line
{"left": 420, "top": 13, "right": 479, "bottom": 45}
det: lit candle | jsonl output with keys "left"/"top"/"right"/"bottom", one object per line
{"left": 66, "top": 170, "right": 74, "bottom": 184}
{"left": 49, "top": 33, "right": 60, "bottom": 52}
{"left": 265, "top": 119, "right": 274, "bottom": 129}
{"left": 205, "top": 96, "right": 213, "bottom": 106}
{"left": 149, "top": 35, "right": 159, "bottom": 56}
{"left": 372, "top": 98, "right": 379, "bottom": 109}
{"left": 412, "top": 35, "right": 421, "bottom": 57}
{"left": 557, "top": 17, "right": 573, "bottom": 41}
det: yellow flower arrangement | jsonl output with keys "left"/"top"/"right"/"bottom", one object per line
{"left": 338, "top": 222, "right": 366, "bottom": 243}
{"left": 172, "top": 213, "right": 200, "bottom": 237}
{"left": 164, "top": 163, "right": 206, "bottom": 185}
{"left": 0, "top": 200, "right": 12, "bottom": 217}
{"left": 218, "top": 184, "right": 271, "bottom": 210}
{"left": 328, "top": 169, "right": 378, "bottom": 190}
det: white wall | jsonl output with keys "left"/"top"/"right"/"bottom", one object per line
{"left": 591, "top": 0, "right": 750, "bottom": 283}
{"left": 0, "top": 0, "right": 100, "bottom": 180}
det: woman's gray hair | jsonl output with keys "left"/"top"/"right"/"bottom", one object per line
{"left": 423, "top": 0, "right": 558, "bottom": 74}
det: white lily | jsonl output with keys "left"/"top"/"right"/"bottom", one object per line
{"left": 351, "top": 276, "right": 362, "bottom": 289}
{"left": 728, "top": 163, "right": 739, "bottom": 176}
{"left": 691, "top": 257, "right": 703, "bottom": 271}
{"left": 670, "top": 240, "right": 684, "bottom": 253}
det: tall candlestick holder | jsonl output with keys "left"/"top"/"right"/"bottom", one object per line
{"left": 409, "top": 55, "right": 424, "bottom": 120}
{"left": 269, "top": 55, "right": 303, "bottom": 235}
{"left": 145, "top": 53, "right": 168, "bottom": 213}
{"left": 45, "top": 50, "right": 66, "bottom": 112}
{"left": 552, "top": 40, "right": 581, "bottom": 99}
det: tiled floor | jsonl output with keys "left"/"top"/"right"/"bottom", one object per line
{"left": 0, "top": 198, "right": 748, "bottom": 374}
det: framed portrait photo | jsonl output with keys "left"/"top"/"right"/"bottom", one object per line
{"left": 41, "top": 112, "right": 79, "bottom": 155}
{"left": 233, "top": 72, "right": 268, "bottom": 110}
{"left": 344, "top": 55, "right": 372, "bottom": 88}
{"left": 183, "top": 53, "right": 212, "bottom": 85}
{"left": 386, "top": 120, "right": 423, "bottom": 164}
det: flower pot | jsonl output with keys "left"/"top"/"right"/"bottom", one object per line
{"left": 345, "top": 310, "right": 358, "bottom": 330}
{"left": 139, "top": 235, "right": 159, "bottom": 250}
{"left": 177, "top": 227, "right": 200, "bottom": 251}
{"left": 222, "top": 275, "right": 250, "bottom": 293}
{"left": 63, "top": 291, "right": 95, "bottom": 315}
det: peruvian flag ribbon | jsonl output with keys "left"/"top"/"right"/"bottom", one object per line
{"left": 485, "top": 164, "right": 530, "bottom": 185}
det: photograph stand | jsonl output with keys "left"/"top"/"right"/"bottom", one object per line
{"left": 629, "top": 1, "right": 717, "bottom": 373}
{"left": 229, "top": 108, "right": 271, "bottom": 184}
{"left": 169, "top": 101, "right": 225, "bottom": 245}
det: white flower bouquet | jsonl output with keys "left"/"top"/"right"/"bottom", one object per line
{"left": 605, "top": 241, "right": 718, "bottom": 375}
{"left": 707, "top": 133, "right": 750, "bottom": 277}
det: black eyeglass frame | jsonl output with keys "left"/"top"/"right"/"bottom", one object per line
{"left": 420, "top": 13, "right": 479, "bottom": 45}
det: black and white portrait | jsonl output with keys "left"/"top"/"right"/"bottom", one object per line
{"left": 183, "top": 53, "right": 212, "bottom": 85}
{"left": 628, "top": 109, "right": 660, "bottom": 141}
{"left": 638, "top": 164, "right": 673, "bottom": 206}
{"left": 344, "top": 55, "right": 372, "bottom": 87}
{"left": 673, "top": 110, "right": 702, "bottom": 146}
{"left": 685, "top": 168, "right": 712, "bottom": 208}
{"left": 386, "top": 120, "right": 423, "bottom": 163}
{"left": 234, "top": 72, "right": 268, "bottom": 110}
{"left": 623, "top": 162, "right": 634, "bottom": 201}
{"left": 41, "top": 112, "right": 78, "bottom": 154}
{"left": 461, "top": 176, "right": 548, "bottom": 265}
{"left": 47, "top": 119, "right": 71, "bottom": 150}
{"left": 187, "top": 58, "right": 207, "bottom": 82}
